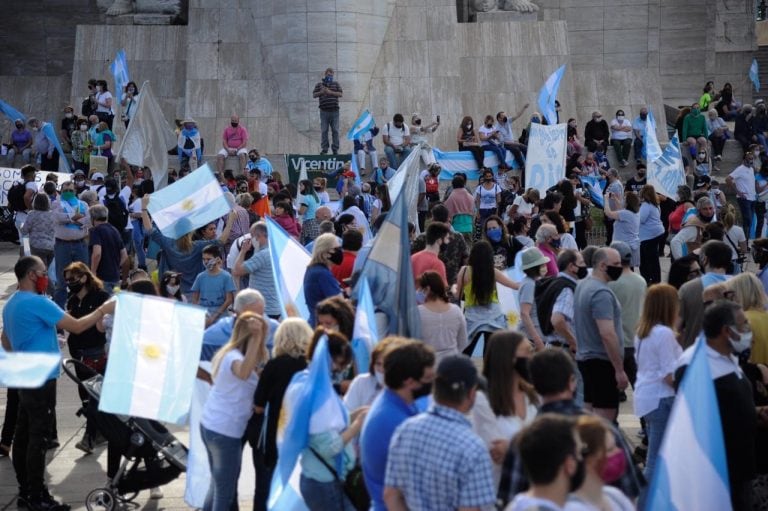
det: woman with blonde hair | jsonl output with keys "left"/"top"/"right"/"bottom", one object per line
{"left": 200, "top": 312, "right": 269, "bottom": 511}
{"left": 249, "top": 318, "right": 313, "bottom": 511}
{"left": 633, "top": 283, "right": 681, "bottom": 481}
{"left": 728, "top": 272, "right": 768, "bottom": 364}
{"left": 720, "top": 203, "right": 747, "bottom": 274}
{"left": 303, "top": 233, "right": 343, "bottom": 327}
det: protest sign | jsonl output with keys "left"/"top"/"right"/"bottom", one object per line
{"left": 0, "top": 167, "right": 70, "bottom": 207}
{"left": 647, "top": 134, "right": 686, "bottom": 199}
{"left": 524, "top": 124, "right": 566, "bottom": 194}
{"left": 285, "top": 154, "right": 351, "bottom": 189}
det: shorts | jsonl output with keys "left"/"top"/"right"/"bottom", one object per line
{"left": 218, "top": 147, "right": 248, "bottom": 157}
{"left": 577, "top": 358, "right": 620, "bottom": 409}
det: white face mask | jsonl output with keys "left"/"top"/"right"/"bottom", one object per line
{"left": 467, "top": 123, "right": 472, "bottom": 130}
{"left": 729, "top": 327, "right": 752, "bottom": 353}
{"left": 65, "top": 113, "right": 73, "bottom": 119}
{"left": 617, "top": 115, "right": 625, "bottom": 122}
{"left": 375, "top": 371, "right": 385, "bottom": 387}
{"left": 79, "top": 124, "right": 87, "bottom": 131}
{"left": 166, "top": 284, "right": 180, "bottom": 296}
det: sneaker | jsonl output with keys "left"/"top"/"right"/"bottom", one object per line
{"left": 320, "top": 150, "right": 328, "bottom": 155}
{"left": 25, "top": 491, "right": 70, "bottom": 511}
{"left": 149, "top": 487, "right": 163, "bottom": 500}
{"left": 714, "top": 154, "right": 722, "bottom": 161}
{"left": 91, "top": 433, "right": 108, "bottom": 448}
{"left": 75, "top": 435, "right": 94, "bottom": 455}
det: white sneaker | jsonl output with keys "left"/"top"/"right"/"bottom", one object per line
{"left": 149, "top": 487, "right": 163, "bottom": 500}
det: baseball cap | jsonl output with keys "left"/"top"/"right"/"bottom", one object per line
{"left": 73, "top": 170, "right": 85, "bottom": 177}
{"left": 342, "top": 170, "right": 356, "bottom": 178}
{"left": 91, "top": 172, "right": 105, "bottom": 181}
{"left": 436, "top": 355, "right": 478, "bottom": 392}
{"left": 610, "top": 241, "right": 632, "bottom": 265}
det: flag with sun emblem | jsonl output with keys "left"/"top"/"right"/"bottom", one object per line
{"left": 99, "top": 292, "right": 206, "bottom": 424}
{"left": 147, "top": 163, "right": 232, "bottom": 239}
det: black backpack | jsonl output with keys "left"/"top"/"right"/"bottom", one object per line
{"left": 103, "top": 194, "right": 129, "bottom": 232}
{"left": 7, "top": 182, "right": 27, "bottom": 212}
{"left": 534, "top": 276, "right": 577, "bottom": 336}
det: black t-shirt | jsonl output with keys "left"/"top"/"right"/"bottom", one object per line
{"left": 66, "top": 289, "right": 110, "bottom": 352}
{"left": 60, "top": 117, "right": 76, "bottom": 139}
{"left": 89, "top": 223, "right": 124, "bottom": 282}
{"left": 624, "top": 177, "right": 647, "bottom": 194}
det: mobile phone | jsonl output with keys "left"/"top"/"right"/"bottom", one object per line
{"left": 436, "top": 115, "right": 441, "bottom": 123}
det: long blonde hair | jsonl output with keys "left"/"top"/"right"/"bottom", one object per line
{"left": 211, "top": 312, "right": 269, "bottom": 378}
{"left": 728, "top": 272, "right": 768, "bottom": 311}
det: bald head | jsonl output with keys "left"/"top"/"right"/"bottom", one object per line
{"left": 592, "top": 247, "right": 621, "bottom": 282}
{"left": 316, "top": 206, "right": 332, "bottom": 223}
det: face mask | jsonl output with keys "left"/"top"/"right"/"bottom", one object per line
{"left": 550, "top": 238, "right": 561, "bottom": 249}
{"left": 79, "top": 124, "right": 87, "bottom": 131}
{"left": 329, "top": 247, "right": 344, "bottom": 265}
{"left": 412, "top": 381, "right": 433, "bottom": 400}
{"left": 415, "top": 289, "right": 426, "bottom": 304}
{"left": 755, "top": 151, "right": 761, "bottom": 158}
{"left": 375, "top": 371, "right": 385, "bottom": 387}
{"left": 568, "top": 121, "right": 577, "bottom": 128}
{"left": 204, "top": 258, "right": 219, "bottom": 271}
{"left": 692, "top": 108, "right": 700, "bottom": 115}
{"left": 15, "top": 124, "right": 22, "bottom": 130}
{"left": 606, "top": 265, "right": 623, "bottom": 281}
{"left": 127, "top": 88, "right": 135, "bottom": 94}
{"left": 576, "top": 265, "right": 588, "bottom": 279}
{"left": 466, "top": 123, "right": 472, "bottom": 130}
{"left": 65, "top": 113, "right": 73, "bottom": 119}
{"left": 699, "top": 213, "right": 714, "bottom": 223}
{"left": 74, "top": 179, "right": 85, "bottom": 187}
{"left": 637, "top": 172, "right": 646, "bottom": 178}
{"left": 698, "top": 152, "right": 707, "bottom": 160}
{"left": 32, "top": 127, "right": 38, "bottom": 132}
{"left": 514, "top": 357, "right": 530, "bottom": 381}
{"left": 414, "top": 119, "right": 422, "bottom": 125}
{"left": 231, "top": 122, "right": 238, "bottom": 128}
{"left": 531, "top": 117, "right": 540, "bottom": 123}
{"left": 600, "top": 450, "right": 627, "bottom": 484}
{"left": 324, "top": 75, "right": 333, "bottom": 83}
{"left": 729, "top": 327, "right": 753, "bottom": 353}
{"left": 617, "top": 115, "right": 625, "bottom": 122}
{"left": 487, "top": 227, "right": 502, "bottom": 243}
{"left": 166, "top": 284, "right": 180, "bottom": 296}
{"left": 61, "top": 191, "right": 76, "bottom": 201}
{"left": 502, "top": 116, "right": 508, "bottom": 123}
{"left": 96, "top": 86, "right": 103, "bottom": 92}
{"left": 640, "top": 113, "right": 648, "bottom": 120}
{"left": 67, "top": 280, "right": 84, "bottom": 294}
{"left": 595, "top": 116, "right": 602, "bottom": 122}
{"left": 35, "top": 274, "right": 49, "bottom": 295}
{"left": 485, "top": 122, "right": 493, "bottom": 128}
{"left": 250, "top": 156, "right": 258, "bottom": 161}
{"left": 569, "top": 457, "right": 587, "bottom": 492}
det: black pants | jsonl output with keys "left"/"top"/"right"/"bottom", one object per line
{"left": 462, "top": 331, "right": 492, "bottom": 357}
{"left": 623, "top": 347, "right": 637, "bottom": 389}
{"left": 574, "top": 220, "right": 587, "bottom": 249}
{"left": 251, "top": 447, "right": 274, "bottom": 511}
{"left": 640, "top": 235, "right": 664, "bottom": 285}
{"left": 1, "top": 387, "right": 19, "bottom": 446}
{"left": 13, "top": 380, "right": 56, "bottom": 496}
{"left": 757, "top": 202, "right": 766, "bottom": 242}
{"left": 605, "top": 217, "right": 614, "bottom": 245}
{"left": 459, "top": 144, "right": 484, "bottom": 168}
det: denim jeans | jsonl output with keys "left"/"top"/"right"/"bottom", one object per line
{"left": 643, "top": 395, "right": 674, "bottom": 481}
{"left": 633, "top": 137, "right": 644, "bottom": 161}
{"left": 384, "top": 145, "right": 412, "bottom": 169}
{"left": 299, "top": 474, "right": 355, "bottom": 511}
{"left": 757, "top": 133, "right": 768, "bottom": 156}
{"left": 201, "top": 425, "right": 243, "bottom": 511}
{"left": 320, "top": 110, "right": 340, "bottom": 153}
{"left": 132, "top": 219, "right": 147, "bottom": 269}
{"left": 53, "top": 239, "right": 89, "bottom": 307}
{"left": 13, "top": 380, "right": 56, "bottom": 496}
{"left": 737, "top": 197, "right": 755, "bottom": 240}
{"left": 483, "top": 142, "right": 507, "bottom": 168}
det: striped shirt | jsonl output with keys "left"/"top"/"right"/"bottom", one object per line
{"left": 313, "top": 81, "right": 342, "bottom": 111}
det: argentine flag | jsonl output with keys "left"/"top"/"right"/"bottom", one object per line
{"left": 347, "top": 109, "right": 375, "bottom": 140}
{"left": 644, "top": 110, "right": 663, "bottom": 163}
{"left": 645, "top": 340, "right": 732, "bottom": 511}
{"left": 265, "top": 216, "right": 311, "bottom": 320}
{"left": 269, "top": 336, "right": 348, "bottom": 511}
{"left": 0, "top": 351, "right": 60, "bottom": 388}
{"left": 432, "top": 148, "right": 517, "bottom": 180}
{"left": 110, "top": 49, "right": 131, "bottom": 96}
{"left": 99, "top": 292, "right": 206, "bottom": 424}
{"left": 751, "top": 58, "right": 760, "bottom": 92}
{"left": 41, "top": 121, "right": 71, "bottom": 173}
{"left": 351, "top": 277, "right": 379, "bottom": 373}
{"left": 537, "top": 64, "right": 566, "bottom": 125}
{"left": 581, "top": 175, "right": 606, "bottom": 208}
{"left": 0, "top": 98, "right": 26, "bottom": 122}
{"left": 147, "top": 164, "right": 232, "bottom": 239}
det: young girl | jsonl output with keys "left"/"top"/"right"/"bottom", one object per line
{"left": 274, "top": 201, "right": 302, "bottom": 240}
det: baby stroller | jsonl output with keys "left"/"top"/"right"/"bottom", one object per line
{"left": 62, "top": 359, "right": 188, "bottom": 511}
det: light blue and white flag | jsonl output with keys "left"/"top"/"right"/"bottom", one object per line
{"left": 647, "top": 134, "right": 686, "bottom": 199}
{"left": 537, "top": 64, "right": 566, "bottom": 125}
{"left": 0, "top": 99, "right": 26, "bottom": 123}
{"left": 351, "top": 149, "right": 362, "bottom": 187}
{"left": 269, "top": 336, "right": 347, "bottom": 511}
{"left": 645, "top": 340, "right": 732, "bottom": 511}
{"left": 525, "top": 123, "right": 567, "bottom": 194}
{"left": 99, "top": 292, "right": 206, "bottom": 424}
{"left": 643, "top": 110, "right": 663, "bottom": 163}
{"left": 751, "top": 58, "right": 760, "bottom": 92}
{"left": 581, "top": 175, "right": 606, "bottom": 209}
{"left": 0, "top": 351, "right": 60, "bottom": 388}
{"left": 384, "top": 143, "right": 423, "bottom": 233}
{"left": 351, "top": 277, "right": 379, "bottom": 373}
{"left": 147, "top": 164, "right": 232, "bottom": 239}
{"left": 110, "top": 49, "right": 131, "bottom": 96}
{"left": 347, "top": 109, "right": 375, "bottom": 141}
{"left": 432, "top": 148, "right": 517, "bottom": 180}
{"left": 41, "top": 122, "right": 71, "bottom": 173}
{"left": 265, "top": 216, "right": 311, "bottom": 320}
{"left": 355, "top": 188, "right": 421, "bottom": 338}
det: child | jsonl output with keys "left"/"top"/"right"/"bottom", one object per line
{"left": 273, "top": 201, "right": 301, "bottom": 240}
{"left": 191, "top": 245, "right": 237, "bottom": 326}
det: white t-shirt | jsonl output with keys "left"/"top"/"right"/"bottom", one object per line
{"left": 633, "top": 324, "right": 682, "bottom": 418}
{"left": 564, "top": 487, "right": 635, "bottom": 511}
{"left": 609, "top": 118, "right": 633, "bottom": 140}
{"left": 729, "top": 164, "right": 757, "bottom": 201}
{"left": 513, "top": 195, "right": 535, "bottom": 217}
{"left": 121, "top": 92, "right": 140, "bottom": 120}
{"left": 96, "top": 91, "right": 113, "bottom": 114}
{"left": 343, "top": 373, "right": 381, "bottom": 411}
{"left": 724, "top": 225, "right": 747, "bottom": 260}
{"left": 475, "top": 184, "right": 501, "bottom": 210}
{"left": 479, "top": 124, "right": 500, "bottom": 144}
{"left": 227, "top": 232, "right": 252, "bottom": 269}
{"left": 507, "top": 494, "right": 564, "bottom": 511}
{"left": 382, "top": 122, "right": 410, "bottom": 146}
{"left": 201, "top": 349, "right": 259, "bottom": 438}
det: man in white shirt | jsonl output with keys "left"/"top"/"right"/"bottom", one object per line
{"left": 495, "top": 105, "right": 529, "bottom": 168}
{"left": 382, "top": 113, "right": 412, "bottom": 168}
{"left": 726, "top": 153, "right": 757, "bottom": 239}
{"left": 609, "top": 109, "right": 633, "bottom": 167}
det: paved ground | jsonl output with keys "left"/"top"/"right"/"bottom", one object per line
{"left": 0, "top": 241, "right": 649, "bottom": 511}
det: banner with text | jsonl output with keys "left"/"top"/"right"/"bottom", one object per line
{"left": 647, "top": 134, "right": 686, "bottom": 199}
{"left": 0, "top": 167, "right": 70, "bottom": 207}
{"left": 285, "top": 154, "right": 352, "bottom": 189}
{"left": 524, "top": 123, "right": 567, "bottom": 194}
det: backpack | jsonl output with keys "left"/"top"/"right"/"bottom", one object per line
{"left": 425, "top": 175, "right": 440, "bottom": 202}
{"left": 236, "top": 236, "right": 255, "bottom": 261}
{"left": 103, "top": 194, "right": 129, "bottom": 232}
{"left": 534, "top": 276, "right": 577, "bottom": 336}
{"left": 7, "top": 182, "right": 27, "bottom": 213}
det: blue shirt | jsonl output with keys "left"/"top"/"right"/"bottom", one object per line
{"left": 243, "top": 246, "right": 280, "bottom": 317}
{"left": 701, "top": 272, "right": 730, "bottom": 290}
{"left": 200, "top": 315, "right": 279, "bottom": 361}
{"left": 2, "top": 291, "right": 65, "bottom": 378}
{"left": 301, "top": 193, "right": 320, "bottom": 220}
{"left": 191, "top": 270, "right": 236, "bottom": 310}
{"left": 361, "top": 389, "right": 419, "bottom": 510}
{"left": 151, "top": 229, "right": 221, "bottom": 294}
{"left": 303, "top": 264, "right": 342, "bottom": 326}
{"left": 246, "top": 157, "right": 273, "bottom": 179}
{"left": 638, "top": 202, "right": 665, "bottom": 241}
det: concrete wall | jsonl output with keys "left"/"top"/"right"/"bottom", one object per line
{"left": 0, "top": 76, "right": 72, "bottom": 143}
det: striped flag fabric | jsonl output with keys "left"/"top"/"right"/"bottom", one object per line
{"left": 537, "top": 64, "right": 566, "bottom": 125}
{"left": 581, "top": 175, "right": 606, "bottom": 208}
{"left": 347, "top": 109, "right": 375, "bottom": 140}
{"left": 99, "top": 292, "right": 206, "bottom": 424}
{"left": 750, "top": 58, "right": 760, "bottom": 92}
{"left": 146, "top": 163, "right": 232, "bottom": 239}
{"left": 432, "top": 148, "right": 517, "bottom": 180}
{"left": 269, "top": 336, "right": 347, "bottom": 510}
{"left": 645, "top": 339, "right": 732, "bottom": 511}
{"left": 265, "top": 216, "right": 311, "bottom": 320}
{"left": 0, "top": 99, "right": 26, "bottom": 123}
{"left": 351, "top": 277, "right": 379, "bottom": 373}
{"left": 0, "top": 351, "right": 60, "bottom": 388}
{"left": 41, "top": 121, "right": 71, "bottom": 173}
{"left": 109, "top": 49, "right": 131, "bottom": 97}
{"left": 643, "top": 110, "right": 663, "bottom": 163}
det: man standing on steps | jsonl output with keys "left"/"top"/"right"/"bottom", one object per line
{"left": 313, "top": 68, "right": 343, "bottom": 155}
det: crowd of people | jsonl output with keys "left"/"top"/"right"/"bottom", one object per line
{"left": 2, "top": 75, "right": 768, "bottom": 511}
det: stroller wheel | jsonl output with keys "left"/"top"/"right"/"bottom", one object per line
{"left": 85, "top": 488, "right": 116, "bottom": 511}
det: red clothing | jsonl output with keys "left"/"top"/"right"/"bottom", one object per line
{"left": 331, "top": 250, "right": 357, "bottom": 285}
{"left": 538, "top": 244, "right": 559, "bottom": 277}
{"left": 411, "top": 250, "right": 447, "bottom": 285}
{"left": 444, "top": 188, "right": 475, "bottom": 219}
{"left": 222, "top": 125, "right": 248, "bottom": 149}
{"left": 669, "top": 202, "right": 693, "bottom": 232}
{"left": 274, "top": 213, "right": 301, "bottom": 239}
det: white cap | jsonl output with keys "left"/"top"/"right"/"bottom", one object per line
{"left": 91, "top": 173, "right": 105, "bottom": 180}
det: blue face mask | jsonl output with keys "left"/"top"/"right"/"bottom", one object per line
{"left": 531, "top": 117, "right": 540, "bottom": 123}
{"left": 550, "top": 238, "right": 562, "bottom": 249}
{"left": 487, "top": 227, "right": 502, "bottom": 243}
{"left": 324, "top": 75, "right": 333, "bottom": 84}
{"left": 415, "top": 289, "right": 426, "bottom": 304}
